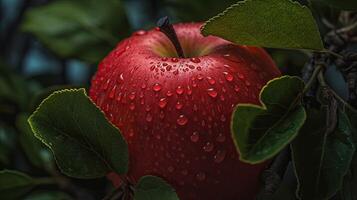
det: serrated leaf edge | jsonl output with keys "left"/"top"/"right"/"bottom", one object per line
{"left": 230, "top": 76, "right": 306, "bottom": 164}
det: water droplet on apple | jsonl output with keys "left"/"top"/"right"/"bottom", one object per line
{"left": 203, "top": 142, "right": 214, "bottom": 152}
{"left": 109, "top": 86, "right": 116, "bottom": 99}
{"left": 153, "top": 83, "right": 162, "bottom": 92}
{"left": 223, "top": 72, "right": 234, "bottom": 82}
{"left": 166, "top": 90, "right": 173, "bottom": 97}
{"left": 216, "top": 133, "right": 226, "bottom": 142}
{"left": 177, "top": 115, "right": 188, "bottom": 126}
{"left": 128, "top": 92, "right": 136, "bottom": 100}
{"left": 213, "top": 150, "right": 226, "bottom": 163}
{"left": 171, "top": 58, "right": 179, "bottom": 62}
{"left": 168, "top": 166, "right": 175, "bottom": 173}
{"left": 158, "top": 98, "right": 167, "bottom": 108}
{"left": 146, "top": 113, "right": 153, "bottom": 122}
{"left": 190, "top": 131, "right": 199, "bottom": 142}
{"left": 175, "top": 101, "right": 184, "bottom": 110}
{"left": 220, "top": 114, "right": 226, "bottom": 122}
{"left": 207, "top": 88, "right": 218, "bottom": 98}
{"left": 129, "top": 103, "right": 135, "bottom": 110}
{"left": 238, "top": 73, "right": 245, "bottom": 79}
{"left": 134, "top": 30, "right": 147, "bottom": 36}
{"left": 190, "top": 57, "right": 201, "bottom": 63}
{"left": 196, "top": 172, "right": 206, "bottom": 181}
{"left": 207, "top": 77, "right": 216, "bottom": 85}
{"left": 176, "top": 86, "right": 184, "bottom": 95}
{"left": 197, "top": 74, "right": 204, "bottom": 80}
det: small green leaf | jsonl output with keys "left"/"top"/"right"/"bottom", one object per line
{"left": 28, "top": 89, "right": 129, "bottom": 178}
{"left": 0, "top": 170, "right": 36, "bottom": 200}
{"left": 314, "top": 0, "right": 357, "bottom": 10}
{"left": 291, "top": 108, "right": 355, "bottom": 200}
{"left": 24, "top": 191, "right": 73, "bottom": 200}
{"left": 16, "top": 113, "right": 54, "bottom": 170}
{"left": 134, "top": 176, "right": 179, "bottom": 200}
{"left": 201, "top": 0, "right": 324, "bottom": 50}
{"left": 231, "top": 76, "right": 306, "bottom": 164}
{"left": 21, "top": 0, "right": 130, "bottom": 63}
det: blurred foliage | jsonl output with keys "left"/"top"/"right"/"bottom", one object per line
{"left": 21, "top": 0, "right": 130, "bottom": 64}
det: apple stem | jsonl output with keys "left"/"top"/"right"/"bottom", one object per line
{"left": 157, "top": 16, "right": 185, "bottom": 58}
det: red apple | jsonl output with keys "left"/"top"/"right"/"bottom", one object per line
{"left": 89, "top": 22, "right": 280, "bottom": 200}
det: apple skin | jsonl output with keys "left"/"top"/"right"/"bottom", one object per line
{"left": 89, "top": 23, "right": 281, "bottom": 200}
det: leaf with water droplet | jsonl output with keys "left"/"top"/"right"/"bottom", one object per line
{"left": 231, "top": 76, "right": 306, "bottom": 164}
{"left": 291, "top": 108, "right": 355, "bottom": 199}
{"left": 201, "top": 0, "right": 324, "bottom": 50}
{"left": 134, "top": 175, "right": 179, "bottom": 200}
{"left": 28, "top": 89, "right": 129, "bottom": 178}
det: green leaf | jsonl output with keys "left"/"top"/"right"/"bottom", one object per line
{"left": 291, "top": 108, "right": 355, "bottom": 200}
{"left": 24, "top": 191, "right": 73, "bottom": 200}
{"left": 231, "top": 76, "right": 306, "bottom": 164}
{"left": 21, "top": 0, "right": 130, "bottom": 63}
{"left": 0, "top": 170, "right": 36, "bottom": 200}
{"left": 16, "top": 113, "right": 54, "bottom": 170}
{"left": 28, "top": 89, "right": 129, "bottom": 178}
{"left": 201, "top": 0, "right": 324, "bottom": 50}
{"left": 314, "top": 0, "right": 357, "bottom": 10}
{"left": 134, "top": 176, "right": 179, "bottom": 200}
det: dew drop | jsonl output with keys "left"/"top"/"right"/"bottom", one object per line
{"left": 166, "top": 90, "right": 173, "bottom": 97}
{"left": 177, "top": 115, "right": 188, "bottom": 126}
{"left": 168, "top": 166, "right": 175, "bottom": 173}
{"left": 223, "top": 72, "right": 234, "bottom": 82}
{"left": 220, "top": 114, "right": 226, "bottom": 122}
{"left": 207, "top": 77, "right": 216, "bottom": 85}
{"left": 134, "top": 30, "right": 147, "bottom": 36}
{"left": 109, "top": 86, "right": 116, "bottom": 99}
{"left": 216, "top": 133, "right": 226, "bottom": 142}
{"left": 203, "top": 142, "right": 214, "bottom": 152}
{"left": 245, "top": 80, "right": 251, "bottom": 86}
{"left": 161, "top": 57, "right": 168, "bottom": 61}
{"left": 214, "top": 150, "right": 226, "bottom": 163}
{"left": 153, "top": 83, "right": 162, "bottom": 92}
{"left": 146, "top": 113, "right": 153, "bottom": 122}
{"left": 190, "top": 57, "right": 201, "bottom": 63}
{"left": 197, "top": 74, "right": 204, "bottom": 80}
{"left": 128, "top": 92, "right": 136, "bottom": 100}
{"left": 190, "top": 131, "right": 199, "bottom": 142}
{"left": 196, "top": 172, "right": 206, "bottom": 181}
{"left": 129, "top": 103, "right": 135, "bottom": 110}
{"left": 175, "top": 101, "right": 184, "bottom": 110}
{"left": 176, "top": 86, "right": 184, "bottom": 95}
{"left": 238, "top": 73, "right": 245, "bottom": 79}
{"left": 171, "top": 58, "right": 179, "bottom": 62}
{"left": 207, "top": 88, "right": 218, "bottom": 98}
{"left": 158, "top": 98, "right": 168, "bottom": 108}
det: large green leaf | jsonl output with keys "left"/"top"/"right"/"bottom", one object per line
{"left": 314, "top": 0, "right": 357, "bottom": 10}
{"left": 16, "top": 113, "right": 53, "bottom": 170}
{"left": 0, "top": 170, "right": 36, "bottom": 200}
{"left": 28, "top": 89, "right": 129, "bottom": 178}
{"left": 291, "top": 108, "right": 355, "bottom": 200}
{"left": 201, "top": 0, "right": 324, "bottom": 50}
{"left": 21, "top": 0, "right": 130, "bottom": 63}
{"left": 231, "top": 76, "right": 306, "bottom": 164}
{"left": 134, "top": 176, "right": 179, "bottom": 200}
